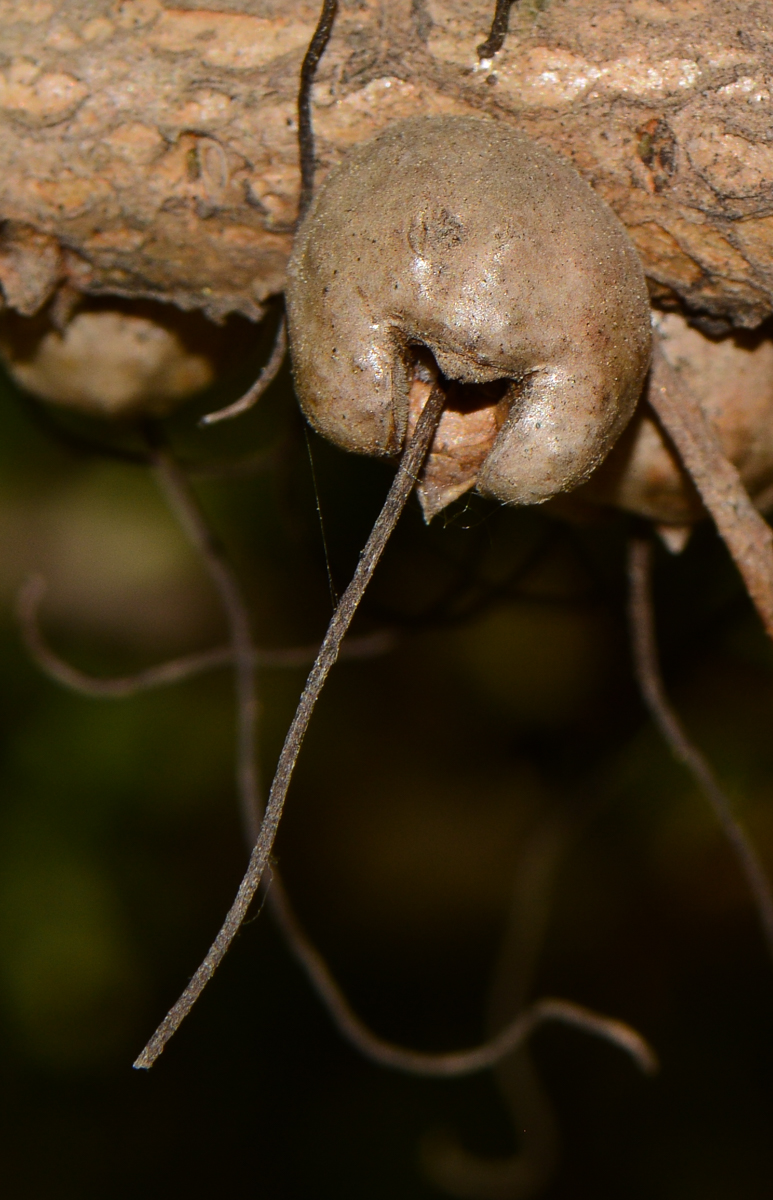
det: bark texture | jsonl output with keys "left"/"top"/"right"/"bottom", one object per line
{"left": 2, "top": 0, "right": 773, "bottom": 327}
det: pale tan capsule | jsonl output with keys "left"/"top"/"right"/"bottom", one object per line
{"left": 578, "top": 311, "right": 773, "bottom": 549}
{"left": 0, "top": 308, "right": 215, "bottom": 420}
{"left": 286, "top": 116, "right": 652, "bottom": 518}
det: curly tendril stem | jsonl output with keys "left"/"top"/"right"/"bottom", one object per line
{"left": 268, "top": 851, "right": 657, "bottom": 1078}
{"left": 15, "top": 577, "right": 395, "bottom": 699}
{"left": 200, "top": 317, "right": 287, "bottom": 427}
{"left": 145, "top": 426, "right": 262, "bottom": 843}
{"left": 269, "top": 879, "right": 659, "bottom": 1078}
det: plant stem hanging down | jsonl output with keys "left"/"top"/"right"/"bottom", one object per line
{"left": 145, "top": 426, "right": 262, "bottom": 843}
{"left": 647, "top": 339, "right": 773, "bottom": 642}
{"left": 298, "top": 0, "right": 338, "bottom": 222}
{"left": 627, "top": 535, "right": 773, "bottom": 964}
{"left": 477, "top": 0, "right": 518, "bottom": 60}
{"left": 133, "top": 384, "right": 446, "bottom": 1069}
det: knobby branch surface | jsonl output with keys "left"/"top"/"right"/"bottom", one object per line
{"left": 198, "top": 0, "right": 336, "bottom": 428}
{"left": 627, "top": 536, "right": 773, "bottom": 963}
{"left": 648, "top": 341, "right": 773, "bottom": 643}
{"left": 133, "top": 383, "right": 446, "bottom": 1069}
{"left": 3, "top": 3, "right": 773, "bottom": 328}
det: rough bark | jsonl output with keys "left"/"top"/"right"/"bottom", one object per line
{"left": 2, "top": 0, "right": 773, "bottom": 328}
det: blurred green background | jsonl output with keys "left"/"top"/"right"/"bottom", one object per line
{"left": 0, "top": 303, "right": 772, "bottom": 1198}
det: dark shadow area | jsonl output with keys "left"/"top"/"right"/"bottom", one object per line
{"left": 0, "top": 308, "right": 771, "bottom": 1197}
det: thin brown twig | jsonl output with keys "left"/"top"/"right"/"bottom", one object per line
{"left": 647, "top": 339, "right": 773, "bottom": 642}
{"left": 477, "top": 0, "right": 517, "bottom": 60}
{"left": 133, "top": 384, "right": 446, "bottom": 1069}
{"left": 17, "top": 575, "right": 232, "bottom": 697}
{"left": 109, "top": 439, "right": 653, "bottom": 1084}
{"left": 627, "top": 535, "right": 773, "bottom": 964}
{"left": 200, "top": 318, "right": 287, "bottom": 427}
{"left": 298, "top": 0, "right": 338, "bottom": 222}
{"left": 140, "top": 442, "right": 418, "bottom": 1068}
{"left": 16, "top": 576, "right": 396, "bottom": 699}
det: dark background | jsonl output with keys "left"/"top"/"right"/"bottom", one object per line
{"left": 0, "top": 304, "right": 771, "bottom": 1198}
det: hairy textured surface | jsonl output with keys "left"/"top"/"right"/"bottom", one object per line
{"left": 1, "top": 1, "right": 772, "bottom": 327}
{"left": 286, "top": 116, "right": 651, "bottom": 510}
{"left": 579, "top": 311, "right": 773, "bottom": 528}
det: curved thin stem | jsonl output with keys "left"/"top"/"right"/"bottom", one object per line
{"left": 16, "top": 575, "right": 395, "bottom": 699}
{"left": 133, "top": 384, "right": 446, "bottom": 1069}
{"left": 145, "top": 426, "right": 261, "bottom": 842}
{"left": 200, "top": 318, "right": 287, "bottom": 427}
{"left": 627, "top": 535, "right": 773, "bottom": 963}
{"left": 298, "top": 0, "right": 338, "bottom": 222}
{"left": 275, "top": 881, "right": 656, "bottom": 1078}
{"left": 268, "top": 864, "right": 656, "bottom": 1079}
{"left": 17, "top": 575, "right": 232, "bottom": 696}
{"left": 477, "top": 0, "right": 517, "bottom": 60}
